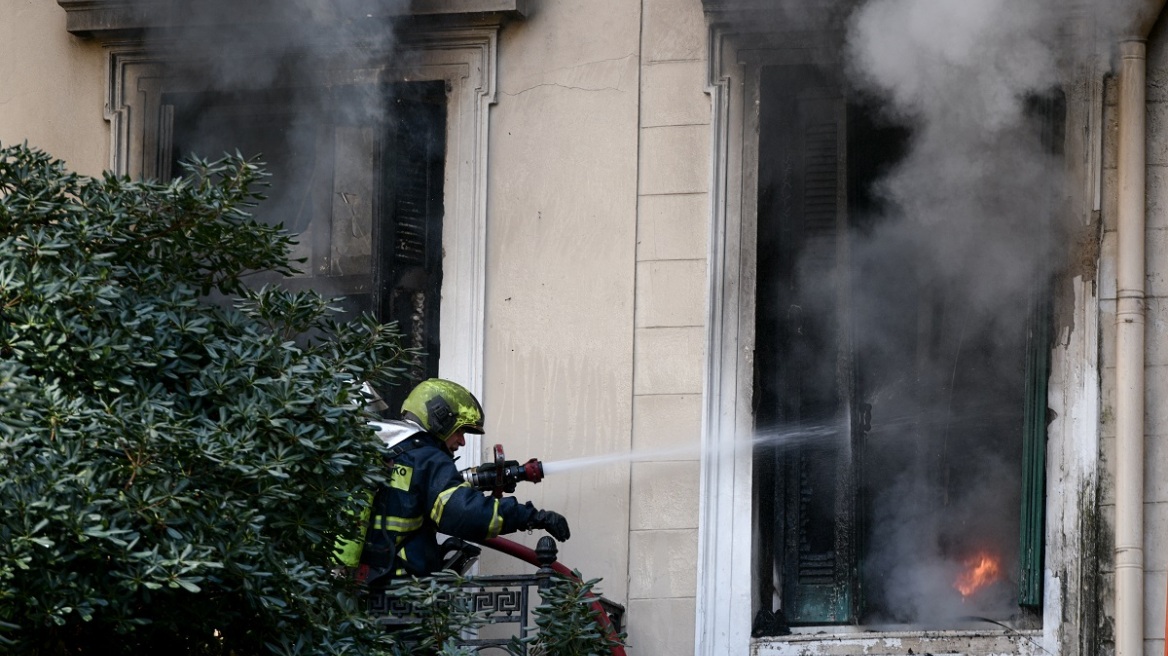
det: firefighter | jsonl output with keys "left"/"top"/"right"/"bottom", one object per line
{"left": 337, "top": 378, "right": 570, "bottom": 585}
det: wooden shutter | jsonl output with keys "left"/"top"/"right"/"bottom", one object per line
{"left": 1018, "top": 292, "right": 1050, "bottom": 607}
{"left": 754, "top": 63, "right": 859, "bottom": 627}
{"left": 377, "top": 82, "right": 447, "bottom": 412}
{"left": 779, "top": 89, "right": 858, "bottom": 626}
{"left": 1016, "top": 91, "right": 1061, "bottom": 609}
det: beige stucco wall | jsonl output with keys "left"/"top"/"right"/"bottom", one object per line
{"left": 0, "top": 1, "right": 107, "bottom": 175}
{"left": 482, "top": 0, "right": 641, "bottom": 600}
{"left": 628, "top": 0, "right": 709, "bottom": 653}
{"left": 1099, "top": 18, "right": 1168, "bottom": 656}
{"left": 483, "top": 1, "right": 710, "bottom": 651}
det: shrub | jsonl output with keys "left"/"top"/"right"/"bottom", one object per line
{"left": 379, "top": 572, "right": 482, "bottom": 656}
{"left": 0, "top": 143, "right": 413, "bottom": 655}
{"left": 381, "top": 569, "right": 626, "bottom": 656}
{"left": 511, "top": 571, "right": 627, "bottom": 656}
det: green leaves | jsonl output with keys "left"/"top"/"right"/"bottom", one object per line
{"left": 0, "top": 143, "right": 411, "bottom": 655}
{"left": 511, "top": 572, "right": 628, "bottom": 656}
{"left": 381, "top": 572, "right": 482, "bottom": 656}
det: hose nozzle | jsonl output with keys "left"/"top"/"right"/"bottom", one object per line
{"left": 461, "top": 445, "right": 544, "bottom": 497}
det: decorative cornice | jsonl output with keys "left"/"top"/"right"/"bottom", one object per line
{"left": 57, "top": 0, "right": 526, "bottom": 38}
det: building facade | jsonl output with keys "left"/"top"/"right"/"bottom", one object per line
{"left": 2, "top": 0, "right": 1167, "bottom": 654}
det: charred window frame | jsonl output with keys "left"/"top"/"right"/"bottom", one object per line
{"left": 750, "top": 65, "right": 1062, "bottom": 629}
{"left": 101, "top": 23, "right": 503, "bottom": 462}
{"left": 160, "top": 82, "right": 448, "bottom": 410}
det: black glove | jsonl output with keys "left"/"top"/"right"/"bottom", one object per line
{"left": 533, "top": 510, "right": 571, "bottom": 541}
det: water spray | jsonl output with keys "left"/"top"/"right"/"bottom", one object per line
{"left": 460, "top": 424, "right": 842, "bottom": 492}
{"left": 540, "top": 423, "right": 842, "bottom": 476}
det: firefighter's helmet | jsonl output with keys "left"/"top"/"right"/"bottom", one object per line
{"left": 401, "top": 379, "right": 485, "bottom": 441}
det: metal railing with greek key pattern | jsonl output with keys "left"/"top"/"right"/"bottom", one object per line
{"left": 369, "top": 536, "right": 626, "bottom": 655}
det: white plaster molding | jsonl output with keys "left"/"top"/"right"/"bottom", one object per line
{"left": 104, "top": 44, "right": 162, "bottom": 178}
{"left": 393, "top": 27, "right": 498, "bottom": 467}
{"left": 696, "top": 25, "right": 755, "bottom": 656}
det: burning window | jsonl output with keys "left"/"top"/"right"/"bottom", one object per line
{"left": 751, "top": 63, "right": 1059, "bottom": 630}
{"left": 158, "top": 79, "right": 447, "bottom": 410}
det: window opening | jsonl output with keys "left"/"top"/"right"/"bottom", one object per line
{"left": 754, "top": 64, "right": 858, "bottom": 626}
{"left": 753, "top": 63, "right": 1056, "bottom": 629}
{"left": 164, "top": 80, "right": 447, "bottom": 408}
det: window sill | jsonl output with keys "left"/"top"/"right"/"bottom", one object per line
{"left": 753, "top": 628, "right": 1046, "bottom": 656}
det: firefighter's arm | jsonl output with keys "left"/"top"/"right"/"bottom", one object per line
{"left": 425, "top": 459, "right": 563, "bottom": 540}
{"left": 434, "top": 485, "right": 535, "bottom": 539}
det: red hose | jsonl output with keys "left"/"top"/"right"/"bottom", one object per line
{"left": 479, "top": 537, "right": 627, "bottom": 656}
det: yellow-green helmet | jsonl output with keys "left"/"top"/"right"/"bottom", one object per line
{"left": 401, "top": 379, "right": 485, "bottom": 441}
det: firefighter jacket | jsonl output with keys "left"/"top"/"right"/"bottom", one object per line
{"left": 361, "top": 419, "right": 539, "bottom": 581}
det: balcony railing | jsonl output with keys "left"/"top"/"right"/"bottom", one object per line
{"left": 369, "top": 536, "right": 626, "bottom": 655}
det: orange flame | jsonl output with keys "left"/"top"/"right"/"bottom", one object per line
{"left": 954, "top": 552, "right": 1002, "bottom": 598}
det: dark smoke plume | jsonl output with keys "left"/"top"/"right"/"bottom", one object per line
{"left": 753, "top": 0, "right": 1138, "bottom": 626}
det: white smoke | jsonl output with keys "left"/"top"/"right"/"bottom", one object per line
{"left": 845, "top": 0, "right": 1064, "bottom": 316}
{"left": 829, "top": 0, "right": 1136, "bottom": 626}
{"left": 847, "top": 1, "right": 1059, "bottom": 129}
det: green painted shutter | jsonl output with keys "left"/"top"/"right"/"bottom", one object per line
{"left": 1018, "top": 292, "right": 1050, "bottom": 607}
{"left": 753, "top": 63, "right": 860, "bottom": 627}
{"left": 1017, "top": 91, "right": 1062, "bottom": 609}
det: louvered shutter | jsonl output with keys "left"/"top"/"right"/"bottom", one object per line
{"left": 777, "top": 90, "right": 859, "bottom": 626}
{"left": 377, "top": 82, "right": 447, "bottom": 413}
